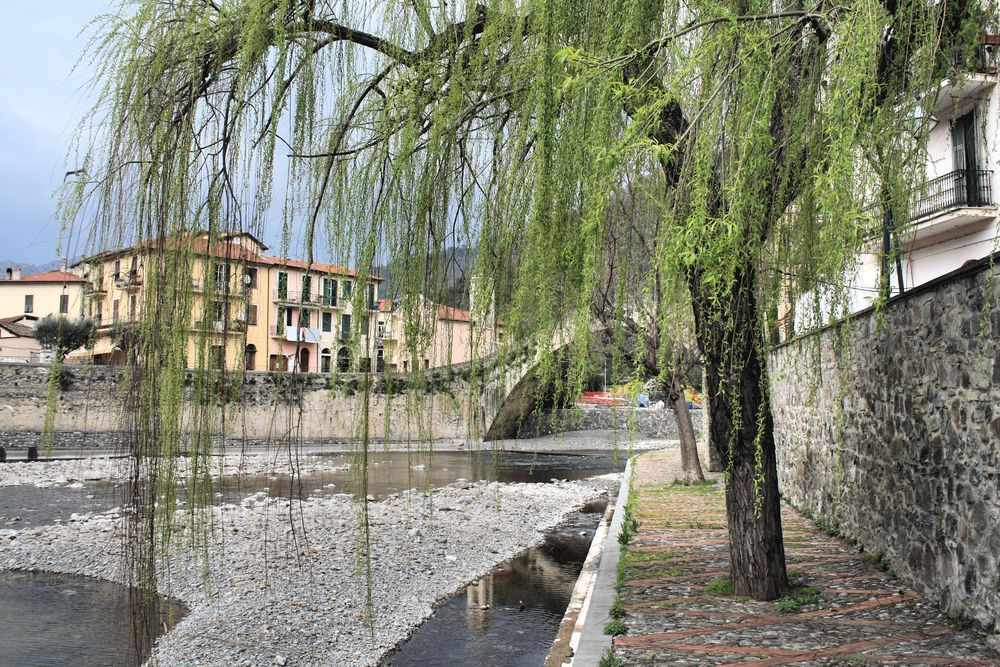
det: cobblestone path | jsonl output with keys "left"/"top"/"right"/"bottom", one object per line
{"left": 611, "top": 450, "right": 999, "bottom": 666}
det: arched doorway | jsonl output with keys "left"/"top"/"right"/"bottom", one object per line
{"left": 299, "top": 347, "right": 310, "bottom": 372}
{"left": 336, "top": 347, "right": 351, "bottom": 372}
{"left": 320, "top": 348, "right": 332, "bottom": 373}
{"left": 376, "top": 346, "right": 385, "bottom": 373}
{"left": 245, "top": 344, "right": 257, "bottom": 372}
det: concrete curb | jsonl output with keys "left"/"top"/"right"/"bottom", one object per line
{"left": 566, "top": 455, "right": 635, "bottom": 665}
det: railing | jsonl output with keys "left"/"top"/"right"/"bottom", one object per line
{"left": 193, "top": 320, "right": 247, "bottom": 333}
{"left": 911, "top": 169, "right": 994, "bottom": 221}
{"left": 950, "top": 37, "right": 999, "bottom": 74}
{"left": 273, "top": 289, "right": 339, "bottom": 307}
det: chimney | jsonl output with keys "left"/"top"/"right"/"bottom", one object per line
{"left": 59, "top": 258, "right": 67, "bottom": 272}
{"left": 11, "top": 267, "right": 21, "bottom": 281}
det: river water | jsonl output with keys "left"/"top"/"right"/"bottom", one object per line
{"left": 382, "top": 504, "right": 606, "bottom": 667}
{"left": 0, "top": 448, "right": 623, "bottom": 665}
{"left": 0, "top": 571, "right": 185, "bottom": 667}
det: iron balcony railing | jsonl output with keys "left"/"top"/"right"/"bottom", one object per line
{"left": 911, "top": 169, "right": 994, "bottom": 221}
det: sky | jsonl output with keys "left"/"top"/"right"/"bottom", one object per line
{"left": 0, "top": 2, "right": 114, "bottom": 264}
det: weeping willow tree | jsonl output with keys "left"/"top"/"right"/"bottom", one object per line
{"left": 64, "top": 0, "right": 991, "bottom": 603}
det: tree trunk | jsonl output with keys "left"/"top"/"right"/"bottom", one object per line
{"left": 703, "top": 364, "right": 725, "bottom": 472}
{"left": 669, "top": 376, "right": 705, "bottom": 483}
{"left": 689, "top": 266, "right": 788, "bottom": 601}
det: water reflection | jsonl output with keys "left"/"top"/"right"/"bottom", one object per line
{"left": 384, "top": 505, "right": 606, "bottom": 667}
{"left": 0, "top": 571, "right": 186, "bottom": 667}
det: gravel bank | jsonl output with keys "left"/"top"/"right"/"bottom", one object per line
{"left": 0, "top": 475, "right": 618, "bottom": 666}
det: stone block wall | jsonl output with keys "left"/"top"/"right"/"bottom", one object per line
{"left": 771, "top": 259, "right": 1000, "bottom": 630}
{"left": 0, "top": 363, "right": 472, "bottom": 449}
{"left": 519, "top": 405, "right": 704, "bottom": 440}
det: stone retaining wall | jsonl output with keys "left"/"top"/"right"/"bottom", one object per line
{"left": 519, "top": 405, "right": 703, "bottom": 440}
{"left": 771, "top": 258, "right": 1000, "bottom": 631}
{"left": 0, "top": 363, "right": 471, "bottom": 449}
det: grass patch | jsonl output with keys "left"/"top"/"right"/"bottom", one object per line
{"left": 598, "top": 648, "right": 625, "bottom": 667}
{"left": 609, "top": 596, "right": 626, "bottom": 619}
{"left": 625, "top": 549, "right": 678, "bottom": 563}
{"left": 704, "top": 576, "right": 734, "bottom": 596}
{"left": 774, "top": 586, "right": 822, "bottom": 613}
{"left": 670, "top": 478, "right": 719, "bottom": 488}
{"left": 603, "top": 618, "right": 627, "bottom": 636}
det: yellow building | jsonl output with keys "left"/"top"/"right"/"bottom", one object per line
{"left": 75, "top": 233, "right": 272, "bottom": 369}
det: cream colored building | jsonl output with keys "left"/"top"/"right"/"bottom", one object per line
{"left": 376, "top": 298, "right": 502, "bottom": 372}
{"left": 0, "top": 266, "right": 86, "bottom": 322}
{"left": 0, "top": 315, "right": 41, "bottom": 362}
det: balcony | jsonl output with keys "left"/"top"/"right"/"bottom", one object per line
{"left": 933, "top": 36, "right": 998, "bottom": 116}
{"left": 272, "top": 289, "right": 339, "bottom": 308}
{"left": 269, "top": 325, "right": 322, "bottom": 343}
{"left": 192, "top": 279, "right": 251, "bottom": 297}
{"left": 903, "top": 169, "right": 997, "bottom": 250}
{"left": 193, "top": 320, "right": 247, "bottom": 334}
{"left": 113, "top": 271, "right": 142, "bottom": 290}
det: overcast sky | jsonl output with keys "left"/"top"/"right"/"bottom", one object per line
{"left": 0, "top": 2, "right": 114, "bottom": 263}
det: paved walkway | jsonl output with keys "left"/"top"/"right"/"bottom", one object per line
{"left": 610, "top": 450, "right": 1000, "bottom": 666}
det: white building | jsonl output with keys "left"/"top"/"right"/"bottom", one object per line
{"left": 794, "top": 35, "right": 998, "bottom": 332}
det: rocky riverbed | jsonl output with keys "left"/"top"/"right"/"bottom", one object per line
{"left": 0, "top": 474, "right": 618, "bottom": 666}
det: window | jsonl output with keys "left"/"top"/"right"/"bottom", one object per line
{"left": 247, "top": 304, "right": 258, "bottom": 326}
{"left": 340, "top": 313, "right": 351, "bottom": 339}
{"left": 336, "top": 347, "right": 351, "bottom": 372}
{"left": 210, "top": 345, "right": 225, "bottom": 369}
{"left": 129, "top": 295, "right": 137, "bottom": 320}
{"left": 403, "top": 360, "right": 408, "bottom": 372}
{"left": 213, "top": 300, "right": 225, "bottom": 322}
{"left": 244, "top": 267, "right": 258, "bottom": 289}
{"left": 24, "top": 295, "right": 33, "bottom": 313}
{"left": 215, "top": 263, "right": 230, "bottom": 290}
{"left": 95, "top": 302, "right": 103, "bottom": 325}
{"left": 302, "top": 275, "right": 312, "bottom": 301}
{"left": 112, "top": 299, "right": 120, "bottom": 323}
{"left": 245, "top": 344, "right": 257, "bottom": 371}
{"left": 59, "top": 294, "right": 69, "bottom": 314}
{"left": 323, "top": 278, "right": 337, "bottom": 307}
{"left": 342, "top": 280, "right": 352, "bottom": 298}
{"left": 368, "top": 284, "right": 377, "bottom": 310}
{"left": 322, "top": 312, "right": 332, "bottom": 332}
{"left": 277, "top": 271, "right": 288, "bottom": 299}
{"left": 320, "top": 348, "right": 332, "bottom": 373}
{"left": 285, "top": 307, "right": 293, "bottom": 326}
{"left": 424, "top": 359, "right": 430, "bottom": 370}
{"left": 299, "top": 309, "right": 311, "bottom": 327}
{"left": 376, "top": 347, "right": 385, "bottom": 373}
{"left": 113, "top": 259, "right": 121, "bottom": 281}
{"left": 376, "top": 321, "right": 386, "bottom": 339}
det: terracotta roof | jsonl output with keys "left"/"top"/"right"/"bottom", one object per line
{"left": 0, "top": 321, "right": 35, "bottom": 337}
{"left": 436, "top": 305, "right": 473, "bottom": 322}
{"left": 261, "top": 256, "right": 381, "bottom": 281}
{"left": 5, "top": 270, "right": 84, "bottom": 283}
{"left": 0, "top": 314, "right": 37, "bottom": 325}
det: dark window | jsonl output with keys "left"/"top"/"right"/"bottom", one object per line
{"left": 302, "top": 275, "right": 312, "bottom": 300}
{"left": 340, "top": 313, "right": 351, "bottom": 339}
{"left": 24, "top": 294, "right": 33, "bottom": 313}
{"left": 113, "top": 260, "right": 121, "bottom": 281}
{"left": 342, "top": 280, "right": 352, "bottom": 298}
{"left": 213, "top": 301, "right": 225, "bottom": 322}
{"left": 324, "top": 278, "right": 337, "bottom": 307}
{"left": 112, "top": 299, "right": 120, "bottom": 323}
{"left": 245, "top": 345, "right": 257, "bottom": 371}
{"left": 322, "top": 312, "right": 332, "bottom": 332}
{"left": 59, "top": 294, "right": 69, "bottom": 314}
{"left": 247, "top": 304, "right": 258, "bottom": 326}
{"left": 336, "top": 347, "right": 350, "bottom": 372}
{"left": 210, "top": 345, "right": 225, "bottom": 369}
{"left": 299, "top": 309, "right": 311, "bottom": 327}
{"left": 245, "top": 267, "right": 258, "bottom": 289}
{"left": 95, "top": 302, "right": 103, "bottom": 325}
{"left": 277, "top": 271, "right": 288, "bottom": 299}
{"left": 129, "top": 295, "right": 137, "bottom": 320}
{"left": 214, "top": 263, "right": 230, "bottom": 290}
{"left": 320, "top": 349, "right": 332, "bottom": 373}
{"left": 368, "top": 284, "right": 376, "bottom": 309}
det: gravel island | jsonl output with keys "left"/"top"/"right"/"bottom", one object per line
{"left": 0, "top": 472, "right": 619, "bottom": 666}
